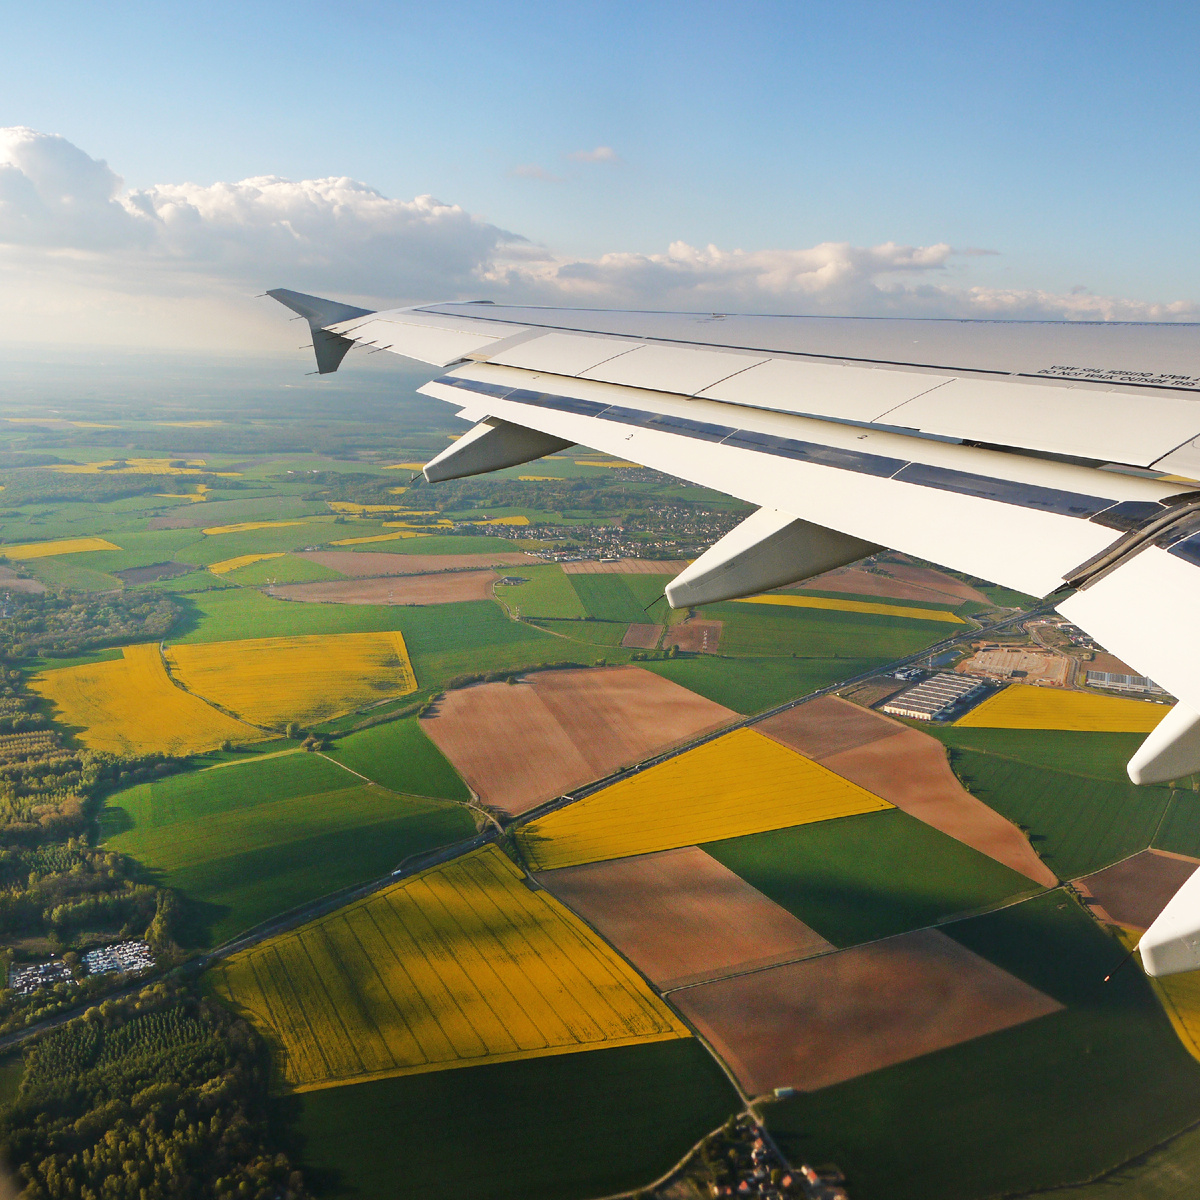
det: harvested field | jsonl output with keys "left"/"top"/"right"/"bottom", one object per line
{"left": 270, "top": 570, "right": 498, "bottom": 606}
{"left": 210, "top": 845, "right": 689, "bottom": 1092}
{"left": 561, "top": 559, "right": 689, "bottom": 575}
{"left": 112, "top": 561, "right": 193, "bottom": 585}
{"left": 1076, "top": 849, "right": 1198, "bottom": 930}
{"left": 517, "top": 728, "right": 891, "bottom": 871}
{"left": 2, "top": 537, "right": 120, "bottom": 560}
{"left": 736, "top": 594, "right": 963, "bottom": 624}
{"left": 0, "top": 565, "right": 44, "bottom": 594}
{"left": 672, "top": 927, "right": 1062, "bottom": 1094}
{"left": 299, "top": 550, "right": 538, "bottom": 577}
{"left": 537, "top": 847, "right": 834, "bottom": 990}
{"left": 957, "top": 647, "right": 1070, "bottom": 686}
{"left": 760, "top": 698, "right": 1055, "bottom": 884}
{"left": 1091, "top": 651, "right": 1138, "bottom": 675}
{"left": 758, "top": 695, "right": 899, "bottom": 760}
{"left": 32, "top": 643, "right": 260, "bottom": 755}
{"left": 421, "top": 666, "right": 736, "bottom": 816}
{"left": 663, "top": 619, "right": 722, "bottom": 653}
{"left": 620, "top": 623, "right": 662, "bottom": 649}
{"left": 167, "top": 630, "right": 417, "bottom": 728}
{"left": 794, "top": 563, "right": 989, "bottom": 606}
{"left": 957, "top": 683, "right": 1168, "bottom": 732}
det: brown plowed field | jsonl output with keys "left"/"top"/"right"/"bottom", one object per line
{"left": 621, "top": 623, "right": 663, "bottom": 649}
{"left": 673, "top": 928, "right": 1062, "bottom": 1094}
{"left": 297, "top": 550, "right": 538, "bottom": 577}
{"left": 1077, "top": 850, "right": 1199, "bottom": 930}
{"left": 0, "top": 566, "right": 45, "bottom": 595}
{"left": 758, "top": 696, "right": 902, "bottom": 759}
{"left": 536, "top": 847, "right": 834, "bottom": 990}
{"left": 791, "top": 563, "right": 988, "bottom": 606}
{"left": 663, "top": 620, "right": 723, "bottom": 653}
{"left": 421, "top": 666, "right": 736, "bottom": 816}
{"left": 1091, "top": 651, "right": 1139, "bottom": 675}
{"left": 561, "top": 559, "right": 688, "bottom": 575}
{"left": 758, "top": 697, "right": 1055, "bottom": 885}
{"left": 268, "top": 570, "right": 498, "bottom": 606}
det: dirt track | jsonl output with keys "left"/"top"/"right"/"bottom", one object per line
{"left": 759, "top": 697, "right": 1056, "bottom": 886}
{"left": 269, "top": 571, "right": 498, "bottom": 605}
{"left": 537, "top": 847, "right": 834, "bottom": 990}
{"left": 421, "top": 666, "right": 737, "bottom": 816}
{"left": 1077, "top": 850, "right": 1199, "bottom": 929}
{"left": 298, "top": 550, "right": 538, "bottom": 577}
{"left": 673, "top": 927, "right": 1062, "bottom": 1094}
{"left": 663, "top": 620, "right": 723, "bottom": 653}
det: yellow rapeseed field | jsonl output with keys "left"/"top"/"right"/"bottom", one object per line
{"left": 209, "top": 845, "right": 689, "bottom": 1092}
{"left": 956, "top": 684, "right": 1166, "bottom": 732}
{"left": 31, "top": 644, "right": 260, "bottom": 755}
{"left": 207, "top": 553, "right": 285, "bottom": 575}
{"left": 575, "top": 460, "right": 642, "bottom": 468}
{"left": 519, "top": 475, "right": 562, "bottom": 481}
{"left": 472, "top": 515, "right": 530, "bottom": 526}
{"left": 1117, "top": 930, "right": 1200, "bottom": 1065}
{"left": 326, "top": 502, "right": 410, "bottom": 514}
{"left": 47, "top": 457, "right": 240, "bottom": 476}
{"left": 2, "top": 537, "right": 121, "bottom": 560}
{"left": 329, "top": 531, "right": 429, "bottom": 546}
{"left": 517, "top": 727, "right": 892, "bottom": 871}
{"left": 166, "top": 630, "right": 417, "bottom": 728}
{"left": 733, "top": 594, "right": 964, "bottom": 624}
{"left": 202, "top": 520, "right": 311, "bottom": 535}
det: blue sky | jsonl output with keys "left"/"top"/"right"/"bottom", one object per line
{"left": 2, "top": 0, "right": 1199, "bottom": 350}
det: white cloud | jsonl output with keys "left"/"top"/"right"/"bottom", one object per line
{"left": 568, "top": 145, "right": 620, "bottom": 163}
{"left": 0, "top": 126, "right": 1194, "bottom": 350}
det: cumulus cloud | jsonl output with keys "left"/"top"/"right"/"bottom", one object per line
{"left": 568, "top": 145, "right": 620, "bottom": 163}
{"left": 0, "top": 126, "right": 1194, "bottom": 350}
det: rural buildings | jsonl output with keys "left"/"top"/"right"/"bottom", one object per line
{"left": 880, "top": 673, "right": 988, "bottom": 721}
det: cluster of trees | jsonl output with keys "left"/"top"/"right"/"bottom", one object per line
{"left": 0, "top": 593, "right": 180, "bottom": 661}
{"left": 0, "top": 981, "right": 310, "bottom": 1199}
{"left": 0, "top": 472, "right": 218, "bottom": 507}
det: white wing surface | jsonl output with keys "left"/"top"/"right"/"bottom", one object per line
{"left": 269, "top": 288, "right": 1200, "bottom": 975}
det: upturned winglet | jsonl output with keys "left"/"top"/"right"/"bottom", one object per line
{"left": 267, "top": 288, "right": 376, "bottom": 374}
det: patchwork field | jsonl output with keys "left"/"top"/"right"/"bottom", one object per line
{"left": 760, "top": 698, "right": 1056, "bottom": 885}
{"left": 166, "top": 630, "right": 417, "bottom": 728}
{"left": 100, "top": 752, "right": 474, "bottom": 944}
{"left": 223, "top": 553, "right": 347, "bottom": 585}
{"left": 495, "top": 564, "right": 588, "bottom": 618}
{"left": 210, "top": 846, "right": 690, "bottom": 1091}
{"left": 795, "top": 561, "right": 990, "bottom": 606}
{"left": 172, "top": 588, "right": 412, "bottom": 643}
{"left": 208, "top": 552, "right": 284, "bottom": 575}
{"left": 516, "top": 727, "right": 892, "bottom": 871}
{"left": 663, "top": 618, "right": 722, "bottom": 652}
{"left": 324, "top": 716, "right": 469, "bottom": 800}
{"left": 537, "top": 846, "right": 834, "bottom": 990}
{"left": 299, "top": 550, "right": 539, "bottom": 576}
{"left": 271, "top": 570, "right": 498, "bottom": 605}
{"left": 32, "top": 643, "right": 261, "bottom": 755}
{"left": 735, "top": 594, "right": 965, "bottom": 624}
{"left": 422, "top": 666, "right": 736, "bottom": 815}
{"left": 1, "top": 536, "right": 121, "bottom": 559}
{"left": 561, "top": 559, "right": 689, "bottom": 575}
{"left": 295, "top": 1040, "right": 739, "bottom": 1200}
{"left": 705, "top": 809, "right": 1041, "bottom": 947}
{"left": 567, "top": 573, "right": 649, "bottom": 623}
{"left": 1076, "top": 850, "right": 1198, "bottom": 930}
{"left": 674, "top": 928, "right": 1062, "bottom": 1095}
{"left": 957, "top": 683, "right": 1168, "bottom": 731}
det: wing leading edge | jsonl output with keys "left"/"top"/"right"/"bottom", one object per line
{"left": 270, "top": 290, "right": 1200, "bottom": 976}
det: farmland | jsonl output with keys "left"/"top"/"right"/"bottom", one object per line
{"left": 166, "top": 630, "right": 417, "bottom": 727}
{"left": 323, "top": 716, "right": 469, "bottom": 800}
{"left": 32, "top": 642, "right": 261, "bottom": 755}
{"left": 766, "top": 893, "right": 1200, "bottom": 1200}
{"left": 495, "top": 563, "right": 588, "bottom": 618}
{"left": 704, "top": 809, "right": 1041, "bottom": 946}
{"left": 209, "top": 846, "right": 690, "bottom": 1090}
{"left": 516, "top": 727, "right": 892, "bottom": 871}
{"left": 957, "top": 683, "right": 1169, "bottom": 732}
{"left": 294, "top": 1039, "right": 740, "bottom": 1200}
{"left": 100, "top": 751, "right": 474, "bottom": 944}
{"left": 733, "top": 594, "right": 965, "bottom": 623}
{"left": 1, "top": 536, "right": 122, "bottom": 559}
{"left": 567, "top": 573, "right": 652, "bottom": 622}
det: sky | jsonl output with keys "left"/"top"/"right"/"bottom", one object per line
{"left": 2, "top": 0, "right": 1200, "bottom": 362}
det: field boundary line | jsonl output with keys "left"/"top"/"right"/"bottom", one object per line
{"left": 199, "top": 747, "right": 302, "bottom": 772}
{"left": 156, "top": 639, "right": 275, "bottom": 735}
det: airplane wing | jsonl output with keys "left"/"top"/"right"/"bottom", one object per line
{"left": 268, "top": 287, "right": 1200, "bottom": 976}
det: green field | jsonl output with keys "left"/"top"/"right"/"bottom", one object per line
{"left": 325, "top": 716, "right": 469, "bottom": 800}
{"left": 495, "top": 564, "right": 587, "bottom": 618}
{"left": 708, "top": 600, "right": 951, "bottom": 659}
{"left": 172, "top": 588, "right": 412, "bottom": 642}
{"left": 567, "top": 573, "right": 648, "bottom": 622}
{"left": 950, "top": 749, "right": 1171, "bottom": 880}
{"left": 643, "top": 655, "right": 886, "bottom": 714}
{"left": 533, "top": 618, "right": 635, "bottom": 647}
{"left": 225, "top": 553, "right": 348, "bottom": 584}
{"left": 1152, "top": 790, "right": 1200, "bottom": 859}
{"left": 22, "top": 558, "right": 124, "bottom": 592}
{"left": 99, "top": 752, "right": 474, "bottom": 945}
{"left": 768, "top": 893, "right": 1200, "bottom": 1200}
{"left": 293, "top": 1039, "right": 740, "bottom": 1200}
{"left": 350, "top": 533, "right": 534, "bottom": 555}
{"left": 175, "top": 520, "right": 338, "bottom": 566}
{"left": 931, "top": 726, "right": 1149, "bottom": 781}
{"left": 704, "top": 808, "right": 1040, "bottom": 946}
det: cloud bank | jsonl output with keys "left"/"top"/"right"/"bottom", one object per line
{"left": 0, "top": 126, "right": 1194, "bottom": 350}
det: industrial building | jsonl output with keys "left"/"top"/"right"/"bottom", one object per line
{"left": 1085, "top": 670, "right": 1170, "bottom": 697}
{"left": 880, "top": 673, "right": 989, "bottom": 721}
